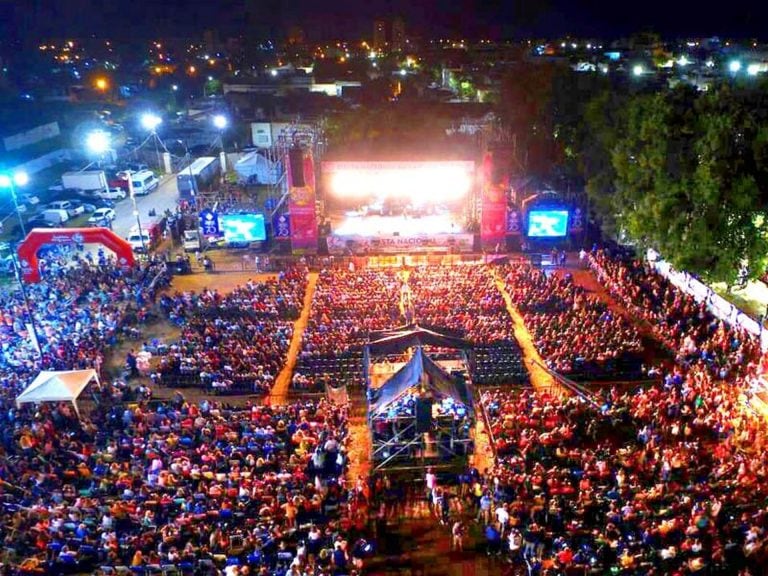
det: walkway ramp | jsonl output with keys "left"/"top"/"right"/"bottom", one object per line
{"left": 345, "top": 386, "right": 372, "bottom": 485}
{"left": 269, "top": 271, "right": 318, "bottom": 405}
{"left": 489, "top": 268, "right": 565, "bottom": 396}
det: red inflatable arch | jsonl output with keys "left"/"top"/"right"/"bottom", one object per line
{"left": 17, "top": 227, "right": 135, "bottom": 283}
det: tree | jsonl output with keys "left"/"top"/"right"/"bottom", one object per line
{"left": 604, "top": 84, "right": 768, "bottom": 285}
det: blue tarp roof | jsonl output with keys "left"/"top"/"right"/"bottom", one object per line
{"left": 369, "top": 347, "right": 473, "bottom": 418}
{"left": 366, "top": 324, "right": 472, "bottom": 357}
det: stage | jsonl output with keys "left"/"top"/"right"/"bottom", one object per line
{"left": 321, "top": 160, "right": 477, "bottom": 255}
{"left": 332, "top": 211, "right": 464, "bottom": 237}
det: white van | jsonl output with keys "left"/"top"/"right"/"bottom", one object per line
{"left": 127, "top": 229, "right": 151, "bottom": 252}
{"left": 40, "top": 209, "right": 70, "bottom": 224}
{"left": 47, "top": 200, "right": 84, "bottom": 217}
{"left": 131, "top": 170, "right": 159, "bottom": 196}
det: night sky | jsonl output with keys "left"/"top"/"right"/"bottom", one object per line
{"left": 7, "top": 0, "right": 768, "bottom": 40}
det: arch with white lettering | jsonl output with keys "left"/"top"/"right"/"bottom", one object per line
{"left": 16, "top": 227, "right": 134, "bottom": 283}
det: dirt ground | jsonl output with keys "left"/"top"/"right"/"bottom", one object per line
{"left": 102, "top": 270, "right": 285, "bottom": 404}
{"left": 162, "top": 271, "right": 278, "bottom": 294}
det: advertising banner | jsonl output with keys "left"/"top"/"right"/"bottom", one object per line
{"left": 290, "top": 212, "right": 318, "bottom": 247}
{"left": 327, "top": 233, "right": 474, "bottom": 255}
{"left": 199, "top": 209, "right": 220, "bottom": 236}
{"left": 273, "top": 213, "right": 291, "bottom": 239}
{"left": 507, "top": 210, "right": 522, "bottom": 235}
{"left": 570, "top": 207, "right": 585, "bottom": 233}
{"left": 287, "top": 149, "right": 318, "bottom": 254}
{"left": 480, "top": 153, "right": 507, "bottom": 248}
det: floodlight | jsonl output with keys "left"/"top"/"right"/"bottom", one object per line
{"left": 13, "top": 172, "right": 29, "bottom": 186}
{"left": 86, "top": 131, "right": 110, "bottom": 154}
{"left": 141, "top": 113, "right": 162, "bottom": 131}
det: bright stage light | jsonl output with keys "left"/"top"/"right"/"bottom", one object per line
{"left": 326, "top": 161, "right": 474, "bottom": 204}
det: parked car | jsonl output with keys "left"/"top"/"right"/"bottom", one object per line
{"left": 19, "top": 193, "right": 40, "bottom": 206}
{"left": 27, "top": 214, "right": 61, "bottom": 228}
{"left": 68, "top": 199, "right": 97, "bottom": 213}
{"left": 88, "top": 208, "right": 116, "bottom": 226}
{"left": 47, "top": 200, "right": 84, "bottom": 217}
{"left": 122, "top": 162, "right": 149, "bottom": 172}
{"left": 0, "top": 243, "right": 15, "bottom": 276}
{"left": 94, "top": 187, "right": 127, "bottom": 200}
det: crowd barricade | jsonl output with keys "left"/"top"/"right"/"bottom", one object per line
{"left": 647, "top": 249, "right": 768, "bottom": 351}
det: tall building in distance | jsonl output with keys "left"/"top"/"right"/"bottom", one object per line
{"left": 373, "top": 19, "right": 387, "bottom": 51}
{"left": 372, "top": 18, "right": 407, "bottom": 53}
{"left": 391, "top": 17, "right": 405, "bottom": 52}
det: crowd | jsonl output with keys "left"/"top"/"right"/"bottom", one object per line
{"left": 157, "top": 268, "right": 307, "bottom": 395}
{"left": 588, "top": 249, "right": 760, "bottom": 374}
{"left": 0, "top": 396, "right": 361, "bottom": 575}
{"left": 409, "top": 266, "right": 512, "bottom": 344}
{"left": 0, "top": 252, "right": 167, "bottom": 400}
{"left": 463, "top": 249, "right": 768, "bottom": 574}
{"left": 293, "top": 269, "right": 403, "bottom": 392}
{"left": 408, "top": 266, "right": 529, "bottom": 386}
{"left": 500, "top": 262, "right": 644, "bottom": 379}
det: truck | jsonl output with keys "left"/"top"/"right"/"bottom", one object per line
{"left": 126, "top": 217, "right": 166, "bottom": 253}
{"left": 61, "top": 170, "right": 108, "bottom": 193}
{"left": 182, "top": 228, "right": 207, "bottom": 252}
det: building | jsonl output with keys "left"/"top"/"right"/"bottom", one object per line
{"left": 391, "top": 17, "right": 406, "bottom": 52}
{"left": 203, "top": 29, "right": 220, "bottom": 55}
{"left": 373, "top": 20, "right": 387, "bottom": 51}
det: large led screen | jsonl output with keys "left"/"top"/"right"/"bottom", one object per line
{"left": 220, "top": 214, "right": 267, "bottom": 243}
{"left": 527, "top": 210, "right": 569, "bottom": 238}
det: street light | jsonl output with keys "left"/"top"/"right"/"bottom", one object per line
{"left": 729, "top": 60, "right": 742, "bottom": 74}
{"left": 86, "top": 130, "right": 110, "bottom": 155}
{"left": 177, "top": 139, "right": 199, "bottom": 210}
{"left": 212, "top": 114, "right": 228, "bottom": 130}
{"left": 0, "top": 171, "right": 43, "bottom": 359}
{"left": 126, "top": 174, "right": 147, "bottom": 253}
{"left": 0, "top": 170, "right": 30, "bottom": 237}
{"left": 632, "top": 64, "right": 644, "bottom": 77}
{"left": 141, "top": 113, "right": 163, "bottom": 172}
{"left": 85, "top": 131, "right": 112, "bottom": 197}
{"left": 141, "top": 113, "right": 162, "bottom": 132}
{"left": 212, "top": 115, "right": 228, "bottom": 173}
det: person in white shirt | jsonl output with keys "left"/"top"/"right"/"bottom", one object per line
{"left": 495, "top": 504, "right": 510, "bottom": 536}
{"left": 508, "top": 528, "right": 522, "bottom": 557}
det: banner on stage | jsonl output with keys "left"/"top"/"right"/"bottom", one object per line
{"left": 480, "top": 152, "right": 508, "bottom": 248}
{"left": 287, "top": 149, "right": 318, "bottom": 253}
{"left": 327, "top": 233, "right": 474, "bottom": 254}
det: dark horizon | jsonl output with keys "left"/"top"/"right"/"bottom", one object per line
{"left": 3, "top": 0, "right": 768, "bottom": 43}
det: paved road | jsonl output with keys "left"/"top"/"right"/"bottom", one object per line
{"left": 111, "top": 175, "right": 179, "bottom": 238}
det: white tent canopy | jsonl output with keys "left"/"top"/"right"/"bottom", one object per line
{"left": 16, "top": 369, "right": 100, "bottom": 416}
{"left": 234, "top": 151, "right": 281, "bottom": 185}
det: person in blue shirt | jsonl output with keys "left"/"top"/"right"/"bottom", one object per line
{"left": 485, "top": 524, "right": 501, "bottom": 556}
